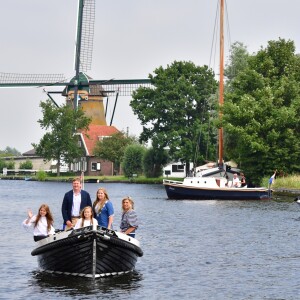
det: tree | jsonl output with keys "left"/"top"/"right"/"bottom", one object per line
{"left": 33, "top": 99, "right": 91, "bottom": 176}
{"left": 93, "top": 132, "right": 137, "bottom": 175}
{"left": 222, "top": 38, "right": 300, "bottom": 185}
{"left": 131, "top": 61, "right": 218, "bottom": 175}
{"left": 142, "top": 146, "right": 168, "bottom": 178}
{"left": 225, "top": 41, "right": 249, "bottom": 83}
{"left": 122, "top": 144, "right": 146, "bottom": 177}
{"left": 0, "top": 147, "right": 21, "bottom": 157}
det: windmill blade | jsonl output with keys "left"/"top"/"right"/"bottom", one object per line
{"left": 0, "top": 72, "right": 66, "bottom": 88}
{"left": 89, "top": 79, "right": 152, "bottom": 96}
{"left": 75, "top": 0, "right": 95, "bottom": 73}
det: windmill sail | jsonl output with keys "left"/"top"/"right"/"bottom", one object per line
{"left": 0, "top": 0, "right": 150, "bottom": 104}
{"left": 0, "top": 72, "right": 66, "bottom": 87}
{"left": 75, "top": 0, "right": 95, "bottom": 73}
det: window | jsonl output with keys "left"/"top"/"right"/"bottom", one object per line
{"left": 98, "top": 136, "right": 111, "bottom": 141}
{"left": 91, "top": 162, "right": 101, "bottom": 171}
{"left": 172, "top": 164, "right": 185, "bottom": 172}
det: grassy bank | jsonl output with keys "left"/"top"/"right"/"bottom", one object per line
{"left": 0, "top": 174, "right": 164, "bottom": 184}
{"left": 262, "top": 174, "right": 300, "bottom": 190}
{"left": 1, "top": 174, "right": 299, "bottom": 191}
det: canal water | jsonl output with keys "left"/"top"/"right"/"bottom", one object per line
{"left": 0, "top": 180, "right": 299, "bottom": 299}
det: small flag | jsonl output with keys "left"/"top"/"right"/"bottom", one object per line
{"left": 269, "top": 171, "right": 276, "bottom": 185}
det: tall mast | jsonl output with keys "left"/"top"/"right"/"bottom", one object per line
{"left": 218, "top": 0, "right": 224, "bottom": 166}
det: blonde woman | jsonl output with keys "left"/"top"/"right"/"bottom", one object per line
{"left": 74, "top": 206, "right": 98, "bottom": 229}
{"left": 22, "top": 204, "right": 55, "bottom": 241}
{"left": 92, "top": 187, "right": 114, "bottom": 229}
{"left": 120, "top": 197, "right": 139, "bottom": 238}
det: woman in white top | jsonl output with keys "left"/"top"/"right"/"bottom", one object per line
{"left": 22, "top": 204, "right": 55, "bottom": 242}
{"left": 74, "top": 206, "right": 98, "bottom": 229}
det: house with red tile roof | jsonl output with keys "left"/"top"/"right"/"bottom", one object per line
{"left": 71, "top": 124, "right": 119, "bottom": 176}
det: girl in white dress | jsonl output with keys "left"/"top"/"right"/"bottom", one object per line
{"left": 22, "top": 204, "right": 55, "bottom": 242}
{"left": 74, "top": 206, "right": 98, "bottom": 229}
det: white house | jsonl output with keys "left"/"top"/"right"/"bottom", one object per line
{"left": 163, "top": 162, "right": 194, "bottom": 178}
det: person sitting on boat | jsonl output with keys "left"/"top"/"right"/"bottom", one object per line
{"left": 74, "top": 206, "right": 98, "bottom": 229}
{"left": 22, "top": 204, "right": 55, "bottom": 242}
{"left": 61, "top": 177, "right": 92, "bottom": 231}
{"left": 93, "top": 187, "right": 114, "bottom": 230}
{"left": 240, "top": 173, "right": 246, "bottom": 187}
{"left": 120, "top": 196, "right": 139, "bottom": 238}
{"left": 232, "top": 173, "right": 241, "bottom": 188}
{"left": 225, "top": 174, "right": 229, "bottom": 187}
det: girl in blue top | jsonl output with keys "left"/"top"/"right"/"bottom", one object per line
{"left": 93, "top": 187, "right": 114, "bottom": 229}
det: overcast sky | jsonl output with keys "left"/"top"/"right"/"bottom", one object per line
{"left": 1, "top": 0, "right": 299, "bottom": 153}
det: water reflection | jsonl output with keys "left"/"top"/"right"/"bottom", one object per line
{"left": 28, "top": 270, "right": 143, "bottom": 298}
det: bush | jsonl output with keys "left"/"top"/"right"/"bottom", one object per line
{"left": 6, "top": 160, "right": 15, "bottom": 169}
{"left": 36, "top": 170, "right": 47, "bottom": 181}
{"left": 19, "top": 160, "right": 33, "bottom": 170}
{"left": 122, "top": 144, "right": 146, "bottom": 177}
{"left": 0, "top": 159, "right": 6, "bottom": 172}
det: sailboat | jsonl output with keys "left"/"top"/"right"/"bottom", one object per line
{"left": 163, "top": 0, "right": 270, "bottom": 200}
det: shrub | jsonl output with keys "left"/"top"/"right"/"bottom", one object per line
{"left": 36, "top": 170, "right": 47, "bottom": 181}
{"left": 19, "top": 160, "right": 33, "bottom": 170}
{"left": 0, "top": 159, "right": 6, "bottom": 172}
{"left": 122, "top": 144, "right": 146, "bottom": 177}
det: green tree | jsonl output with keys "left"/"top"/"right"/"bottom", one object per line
{"left": 142, "top": 146, "right": 169, "bottom": 178}
{"left": 122, "top": 144, "right": 146, "bottom": 177}
{"left": 223, "top": 38, "right": 300, "bottom": 185}
{"left": 131, "top": 61, "right": 218, "bottom": 175}
{"left": 19, "top": 160, "right": 33, "bottom": 170}
{"left": 225, "top": 41, "right": 249, "bottom": 83}
{"left": 0, "top": 147, "right": 21, "bottom": 157}
{"left": 33, "top": 99, "right": 91, "bottom": 176}
{"left": 93, "top": 132, "right": 137, "bottom": 175}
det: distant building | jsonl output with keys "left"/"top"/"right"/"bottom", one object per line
{"left": 72, "top": 124, "right": 119, "bottom": 176}
{"left": 1, "top": 149, "right": 52, "bottom": 171}
{"left": 163, "top": 162, "right": 194, "bottom": 178}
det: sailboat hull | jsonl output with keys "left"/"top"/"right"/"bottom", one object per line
{"left": 164, "top": 180, "right": 270, "bottom": 200}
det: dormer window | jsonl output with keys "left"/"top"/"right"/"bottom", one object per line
{"left": 98, "top": 136, "right": 111, "bottom": 141}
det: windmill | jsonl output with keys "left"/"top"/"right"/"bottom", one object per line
{"left": 0, "top": 0, "right": 151, "bottom": 176}
{"left": 0, "top": 0, "right": 151, "bottom": 126}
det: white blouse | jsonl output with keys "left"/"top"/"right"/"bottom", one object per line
{"left": 74, "top": 218, "right": 98, "bottom": 229}
{"left": 22, "top": 215, "right": 55, "bottom": 237}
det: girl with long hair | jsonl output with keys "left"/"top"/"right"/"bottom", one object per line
{"left": 22, "top": 204, "right": 55, "bottom": 242}
{"left": 92, "top": 187, "right": 114, "bottom": 229}
{"left": 74, "top": 206, "right": 98, "bottom": 229}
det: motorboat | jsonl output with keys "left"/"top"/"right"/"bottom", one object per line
{"left": 31, "top": 225, "right": 143, "bottom": 278}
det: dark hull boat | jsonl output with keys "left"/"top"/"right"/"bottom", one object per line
{"left": 164, "top": 177, "right": 270, "bottom": 200}
{"left": 31, "top": 225, "right": 143, "bottom": 278}
{"left": 163, "top": 166, "right": 271, "bottom": 200}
